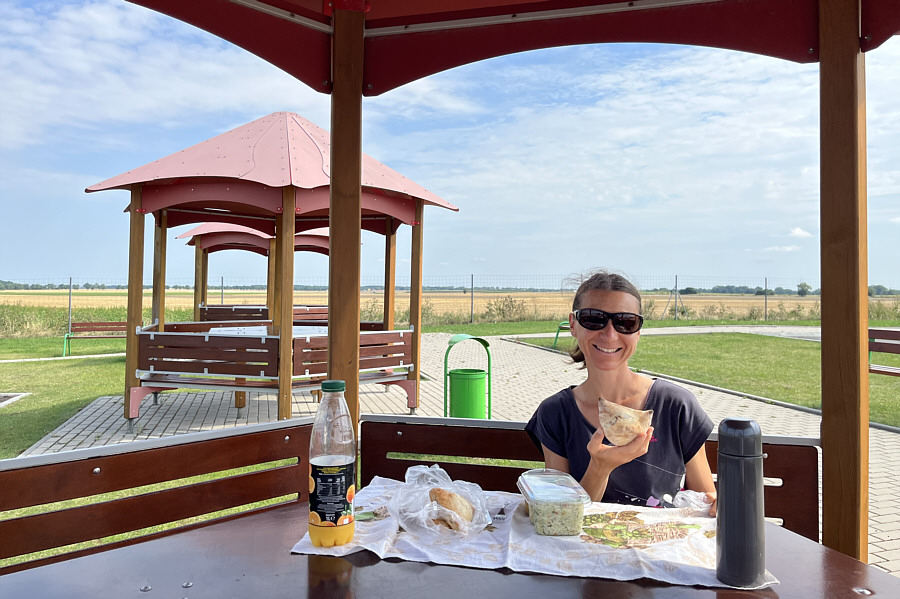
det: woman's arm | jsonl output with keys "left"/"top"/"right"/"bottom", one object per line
{"left": 684, "top": 445, "right": 717, "bottom": 516}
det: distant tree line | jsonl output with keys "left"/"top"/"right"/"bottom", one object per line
{"left": 2, "top": 279, "right": 899, "bottom": 296}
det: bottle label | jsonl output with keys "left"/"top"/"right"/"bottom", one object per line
{"left": 309, "top": 461, "right": 355, "bottom": 527}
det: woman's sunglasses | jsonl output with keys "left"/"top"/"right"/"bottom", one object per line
{"left": 572, "top": 308, "right": 644, "bottom": 334}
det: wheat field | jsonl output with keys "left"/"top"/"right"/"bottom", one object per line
{"left": 0, "top": 289, "right": 833, "bottom": 320}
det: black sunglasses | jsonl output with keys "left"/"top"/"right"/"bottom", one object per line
{"left": 572, "top": 308, "right": 644, "bottom": 334}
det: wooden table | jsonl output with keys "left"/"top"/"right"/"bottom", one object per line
{"left": 3, "top": 503, "right": 898, "bottom": 599}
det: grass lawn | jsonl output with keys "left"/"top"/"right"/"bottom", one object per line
{"left": 0, "top": 355, "right": 125, "bottom": 458}
{"left": 526, "top": 333, "right": 900, "bottom": 428}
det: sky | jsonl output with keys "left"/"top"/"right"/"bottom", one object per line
{"left": 1, "top": 0, "right": 899, "bottom": 291}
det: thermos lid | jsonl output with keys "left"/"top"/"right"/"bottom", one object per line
{"left": 718, "top": 418, "right": 762, "bottom": 456}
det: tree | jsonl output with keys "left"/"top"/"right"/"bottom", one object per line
{"left": 797, "top": 282, "right": 812, "bottom": 297}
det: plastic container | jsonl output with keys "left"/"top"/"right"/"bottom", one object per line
{"left": 517, "top": 468, "right": 591, "bottom": 536}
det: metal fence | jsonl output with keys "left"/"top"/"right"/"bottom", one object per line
{"left": 6, "top": 274, "right": 900, "bottom": 324}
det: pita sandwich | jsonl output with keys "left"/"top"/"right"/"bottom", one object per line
{"left": 597, "top": 397, "right": 653, "bottom": 446}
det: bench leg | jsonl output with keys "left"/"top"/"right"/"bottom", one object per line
{"left": 62, "top": 335, "right": 70, "bottom": 357}
{"left": 128, "top": 386, "right": 166, "bottom": 422}
{"left": 126, "top": 418, "right": 135, "bottom": 435}
{"left": 380, "top": 380, "right": 418, "bottom": 413}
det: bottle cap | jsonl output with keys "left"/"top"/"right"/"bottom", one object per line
{"left": 718, "top": 418, "right": 762, "bottom": 457}
{"left": 321, "top": 380, "right": 346, "bottom": 392}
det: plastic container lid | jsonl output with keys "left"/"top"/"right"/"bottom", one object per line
{"left": 321, "top": 380, "right": 346, "bottom": 392}
{"left": 516, "top": 468, "right": 591, "bottom": 507}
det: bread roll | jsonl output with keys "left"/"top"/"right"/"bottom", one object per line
{"left": 429, "top": 487, "right": 474, "bottom": 530}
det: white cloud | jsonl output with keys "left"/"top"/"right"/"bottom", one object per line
{"left": 0, "top": 0, "right": 329, "bottom": 151}
{"left": 2, "top": 3, "right": 899, "bottom": 284}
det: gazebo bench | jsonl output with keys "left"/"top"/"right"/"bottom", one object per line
{"left": 129, "top": 328, "right": 417, "bottom": 431}
{"left": 62, "top": 321, "right": 128, "bottom": 356}
{"left": 868, "top": 328, "right": 900, "bottom": 377}
{"left": 0, "top": 415, "right": 821, "bottom": 575}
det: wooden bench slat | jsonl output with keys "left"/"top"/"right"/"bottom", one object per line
{"left": 869, "top": 328, "right": 900, "bottom": 342}
{"left": 870, "top": 364, "right": 900, "bottom": 377}
{"left": 142, "top": 362, "right": 278, "bottom": 377}
{"left": 140, "top": 333, "right": 276, "bottom": 350}
{"left": 869, "top": 340, "right": 900, "bottom": 354}
{"left": 141, "top": 346, "right": 276, "bottom": 362}
{"left": 139, "top": 373, "right": 278, "bottom": 390}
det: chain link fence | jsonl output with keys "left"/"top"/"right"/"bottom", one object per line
{"left": 5, "top": 274, "right": 900, "bottom": 326}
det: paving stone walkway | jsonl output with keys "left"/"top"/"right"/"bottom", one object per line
{"left": 16, "top": 329, "right": 900, "bottom": 575}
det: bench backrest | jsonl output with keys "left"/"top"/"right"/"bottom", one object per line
{"left": 292, "top": 305, "right": 329, "bottom": 320}
{"left": 869, "top": 327, "right": 900, "bottom": 355}
{"left": 293, "top": 330, "right": 413, "bottom": 376}
{"left": 136, "top": 330, "right": 280, "bottom": 378}
{"left": 359, "top": 416, "right": 821, "bottom": 541}
{"left": 199, "top": 305, "right": 268, "bottom": 321}
{"left": 704, "top": 437, "right": 819, "bottom": 541}
{"left": 70, "top": 321, "right": 128, "bottom": 334}
{"left": 0, "top": 421, "right": 311, "bottom": 575}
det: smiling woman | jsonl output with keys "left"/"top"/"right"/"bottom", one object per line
{"left": 524, "top": 270, "right": 717, "bottom": 511}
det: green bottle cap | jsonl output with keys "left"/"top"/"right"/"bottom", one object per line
{"left": 321, "top": 380, "right": 346, "bottom": 392}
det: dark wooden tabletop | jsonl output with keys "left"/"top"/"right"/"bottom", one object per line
{"left": 2, "top": 503, "right": 898, "bottom": 599}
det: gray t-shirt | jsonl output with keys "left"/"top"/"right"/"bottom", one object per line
{"left": 525, "top": 379, "right": 713, "bottom": 506}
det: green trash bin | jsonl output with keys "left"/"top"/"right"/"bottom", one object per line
{"left": 443, "top": 334, "right": 492, "bottom": 419}
{"left": 447, "top": 368, "right": 488, "bottom": 418}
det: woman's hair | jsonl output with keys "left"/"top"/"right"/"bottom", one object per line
{"left": 567, "top": 270, "right": 642, "bottom": 365}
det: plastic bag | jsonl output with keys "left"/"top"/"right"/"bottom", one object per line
{"left": 672, "top": 489, "right": 714, "bottom": 515}
{"left": 387, "top": 464, "right": 491, "bottom": 538}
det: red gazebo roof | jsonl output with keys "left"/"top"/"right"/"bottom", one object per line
{"left": 86, "top": 111, "right": 457, "bottom": 235}
{"left": 126, "top": 0, "right": 900, "bottom": 96}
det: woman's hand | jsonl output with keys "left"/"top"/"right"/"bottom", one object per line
{"left": 705, "top": 491, "right": 717, "bottom": 517}
{"left": 586, "top": 426, "right": 653, "bottom": 469}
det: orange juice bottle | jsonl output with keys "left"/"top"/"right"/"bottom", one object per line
{"left": 308, "top": 380, "right": 356, "bottom": 548}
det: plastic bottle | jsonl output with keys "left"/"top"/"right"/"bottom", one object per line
{"left": 308, "top": 380, "right": 356, "bottom": 548}
{"left": 716, "top": 418, "right": 766, "bottom": 587}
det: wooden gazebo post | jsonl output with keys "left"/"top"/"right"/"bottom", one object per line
{"left": 124, "top": 186, "right": 145, "bottom": 424}
{"left": 192, "top": 243, "right": 204, "bottom": 321}
{"left": 383, "top": 216, "right": 396, "bottom": 330}
{"left": 819, "top": 0, "right": 869, "bottom": 560}
{"left": 151, "top": 210, "right": 167, "bottom": 330}
{"left": 267, "top": 237, "right": 276, "bottom": 315}
{"left": 276, "top": 187, "right": 296, "bottom": 420}
{"left": 407, "top": 203, "right": 424, "bottom": 411}
{"left": 327, "top": 6, "right": 365, "bottom": 426}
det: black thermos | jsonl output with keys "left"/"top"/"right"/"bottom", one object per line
{"left": 716, "top": 418, "right": 766, "bottom": 587}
